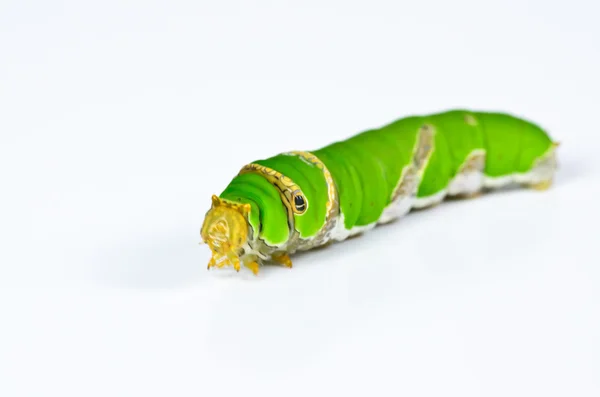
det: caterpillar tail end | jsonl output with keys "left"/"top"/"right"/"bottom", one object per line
{"left": 527, "top": 141, "right": 560, "bottom": 191}
{"left": 201, "top": 195, "right": 251, "bottom": 273}
{"left": 530, "top": 179, "right": 553, "bottom": 191}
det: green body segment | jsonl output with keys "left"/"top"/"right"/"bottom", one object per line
{"left": 433, "top": 110, "right": 486, "bottom": 172}
{"left": 416, "top": 114, "right": 453, "bottom": 197}
{"left": 477, "top": 112, "right": 524, "bottom": 176}
{"left": 417, "top": 110, "right": 485, "bottom": 197}
{"left": 475, "top": 112, "right": 553, "bottom": 175}
{"left": 320, "top": 133, "right": 389, "bottom": 226}
{"left": 219, "top": 110, "right": 554, "bottom": 247}
{"left": 314, "top": 116, "right": 423, "bottom": 227}
{"left": 308, "top": 147, "right": 363, "bottom": 229}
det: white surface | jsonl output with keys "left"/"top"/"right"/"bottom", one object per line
{"left": 1, "top": 1, "right": 599, "bottom": 396}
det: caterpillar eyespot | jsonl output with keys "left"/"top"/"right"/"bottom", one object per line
{"left": 201, "top": 109, "right": 560, "bottom": 275}
{"left": 293, "top": 194, "right": 307, "bottom": 214}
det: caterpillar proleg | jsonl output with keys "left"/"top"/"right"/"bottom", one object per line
{"left": 200, "top": 110, "right": 559, "bottom": 275}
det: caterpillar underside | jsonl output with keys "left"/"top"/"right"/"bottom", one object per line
{"left": 200, "top": 109, "right": 559, "bottom": 275}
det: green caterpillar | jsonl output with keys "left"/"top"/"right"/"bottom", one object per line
{"left": 201, "top": 109, "right": 559, "bottom": 274}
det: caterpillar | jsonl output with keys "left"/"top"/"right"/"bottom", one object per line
{"left": 201, "top": 109, "right": 559, "bottom": 275}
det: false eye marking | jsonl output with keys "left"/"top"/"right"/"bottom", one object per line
{"left": 284, "top": 150, "right": 341, "bottom": 251}
{"left": 293, "top": 193, "right": 307, "bottom": 214}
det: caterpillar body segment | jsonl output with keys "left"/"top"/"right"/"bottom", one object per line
{"left": 201, "top": 109, "right": 559, "bottom": 274}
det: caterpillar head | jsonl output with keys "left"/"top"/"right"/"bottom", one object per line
{"left": 201, "top": 195, "right": 251, "bottom": 272}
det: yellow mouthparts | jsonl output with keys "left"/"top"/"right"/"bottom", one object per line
{"left": 200, "top": 195, "right": 258, "bottom": 273}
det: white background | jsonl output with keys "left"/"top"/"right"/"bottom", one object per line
{"left": 1, "top": 1, "right": 599, "bottom": 396}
